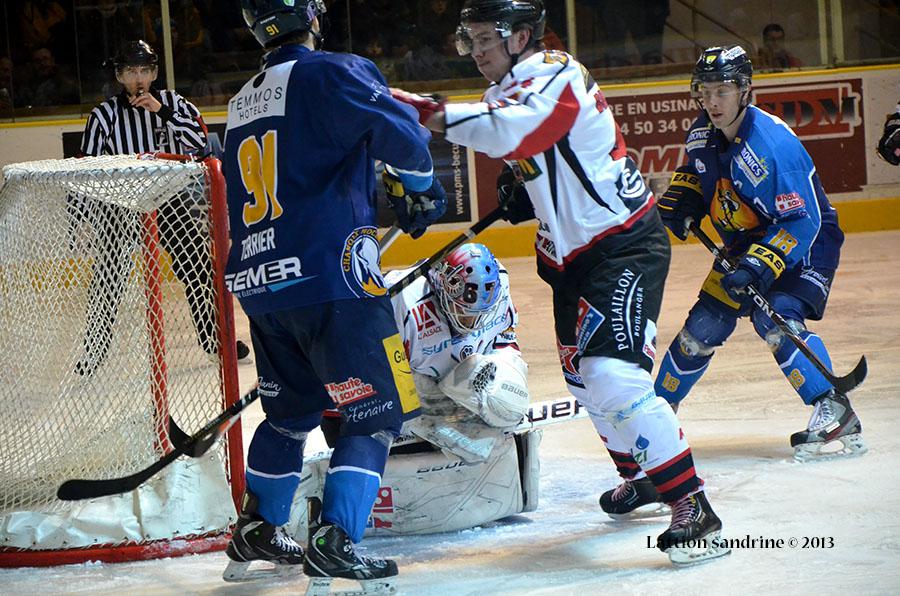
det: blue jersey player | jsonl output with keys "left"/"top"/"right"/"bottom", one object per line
{"left": 650, "top": 46, "right": 866, "bottom": 475}
{"left": 221, "top": 1, "right": 446, "bottom": 589}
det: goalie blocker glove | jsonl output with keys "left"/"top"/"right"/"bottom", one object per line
{"left": 496, "top": 165, "right": 536, "bottom": 224}
{"left": 721, "top": 242, "right": 786, "bottom": 304}
{"left": 657, "top": 166, "right": 706, "bottom": 241}
{"left": 877, "top": 108, "right": 900, "bottom": 166}
{"left": 382, "top": 165, "right": 448, "bottom": 239}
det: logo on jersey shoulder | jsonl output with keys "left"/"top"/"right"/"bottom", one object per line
{"left": 686, "top": 126, "right": 711, "bottom": 151}
{"left": 325, "top": 377, "right": 377, "bottom": 407}
{"left": 227, "top": 60, "right": 290, "bottom": 129}
{"left": 575, "top": 297, "right": 605, "bottom": 354}
{"left": 542, "top": 50, "right": 569, "bottom": 65}
{"left": 775, "top": 192, "right": 806, "bottom": 215}
{"left": 342, "top": 227, "right": 387, "bottom": 297}
{"left": 412, "top": 299, "right": 444, "bottom": 338}
{"left": 736, "top": 143, "right": 768, "bottom": 187}
{"left": 515, "top": 157, "right": 542, "bottom": 181}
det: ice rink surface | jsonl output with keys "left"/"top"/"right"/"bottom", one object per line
{"left": 4, "top": 230, "right": 899, "bottom": 595}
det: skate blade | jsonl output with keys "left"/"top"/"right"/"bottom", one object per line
{"left": 305, "top": 576, "right": 397, "bottom": 596}
{"left": 666, "top": 530, "right": 732, "bottom": 567}
{"left": 793, "top": 433, "right": 868, "bottom": 463}
{"left": 607, "top": 502, "right": 670, "bottom": 521}
{"left": 222, "top": 559, "right": 304, "bottom": 582}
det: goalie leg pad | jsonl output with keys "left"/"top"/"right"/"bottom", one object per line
{"left": 288, "top": 436, "right": 527, "bottom": 538}
{"left": 438, "top": 350, "right": 530, "bottom": 427}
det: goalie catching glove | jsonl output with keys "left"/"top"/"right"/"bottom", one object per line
{"left": 438, "top": 350, "right": 530, "bottom": 428}
{"left": 721, "top": 242, "right": 786, "bottom": 305}
{"left": 382, "top": 165, "right": 447, "bottom": 239}
{"left": 657, "top": 166, "right": 706, "bottom": 241}
{"left": 496, "top": 164, "right": 536, "bottom": 224}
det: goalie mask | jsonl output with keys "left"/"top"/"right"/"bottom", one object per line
{"left": 431, "top": 243, "right": 502, "bottom": 334}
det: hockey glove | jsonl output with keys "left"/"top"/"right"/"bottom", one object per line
{"left": 390, "top": 88, "right": 446, "bottom": 127}
{"left": 383, "top": 167, "right": 448, "bottom": 239}
{"left": 657, "top": 166, "right": 707, "bottom": 241}
{"left": 877, "top": 111, "right": 900, "bottom": 166}
{"left": 721, "top": 243, "right": 786, "bottom": 304}
{"left": 496, "top": 164, "right": 536, "bottom": 224}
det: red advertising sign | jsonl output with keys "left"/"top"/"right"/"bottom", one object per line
{"left": 607, "top": 78, "right": 866, "bottom": 193}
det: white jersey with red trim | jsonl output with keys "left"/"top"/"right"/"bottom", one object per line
{"left": 444, "top": 50, "right": 655, "bottom": 271}
{"left": 385, "top": 265, "right": 519, "bottom": 381}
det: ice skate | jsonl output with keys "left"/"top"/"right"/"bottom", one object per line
{"left": 222, "top": 491, "right": 305, "bottom": 582}
{"left": 598, "top": 477, "right": 667, "bottom": 520}
{"left": 790, "top": 390, "right": 867, "bottom": 462}
{"left": 303, "top": 497, "right": 397, "bottom": 596}
{"left": 656, "top": 490, "right": 731, "bottom": 566}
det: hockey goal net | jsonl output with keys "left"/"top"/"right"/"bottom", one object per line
{"left": 0, "top": 154, "right": 244, "bottom": 567}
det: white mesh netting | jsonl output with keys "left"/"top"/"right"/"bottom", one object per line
{"left": 0, "top": 155, "right": 238, "bottom": 557}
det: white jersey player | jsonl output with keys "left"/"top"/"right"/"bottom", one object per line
{"left": 290, "top": 244, "right": 539, "bottom": 537}
{"left": 390, "top": 243, "right": 530, "bottom": 462}
{"left": 390, "top": 0, "right": 730, "bottom": 566}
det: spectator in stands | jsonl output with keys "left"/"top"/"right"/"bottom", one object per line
{"left": 758, "top": 23, "right": 802, "bottom": 69}
{"left": 27, "top": 47, "right": 79, "bottom": 107}
{"left": 0, "top": 57, "right": 15, "bottom": 115}
{"left": 76, "top": 0, "right": 144, "bottom": 103}
{"left": 17, "top": 1, "right": 72, "bottom": 57}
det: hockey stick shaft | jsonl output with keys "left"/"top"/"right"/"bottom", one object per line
{"left": 57, "top": 387, "right": 260, "bottom": 501}
{"left": 388, "top": 208, "right": 503, "bottom": 298}
{"left": 689, "top": 222, "right": 866, "bottom": 393}
{"left": 379, "top": 224, "right": 402, "bottom": 253}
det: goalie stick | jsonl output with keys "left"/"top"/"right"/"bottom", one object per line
{"left": 56, "top": 387, "right": 260, "bottom": 501}
{"left": 391, "top": 395, "right": 589, "bottom": 450}
{"left": 689, "top": 222, "right": 867, "bottom": 393}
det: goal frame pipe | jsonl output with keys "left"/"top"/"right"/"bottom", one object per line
{"left": 205, "top": 157, "right": 245, "bottom": 508}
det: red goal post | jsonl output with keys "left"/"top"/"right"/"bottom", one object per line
{"left": 0, "top": 154, "right": 244, "bottom": 566}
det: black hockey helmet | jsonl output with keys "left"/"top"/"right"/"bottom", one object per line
{"left": 691, "top": 45, "right": 753, "bottom": 92}
{"left": 112, "top": 40, "right": 158, "bottom": 71}
{"left": 456, "top": 0, "right": 546, "bottom": 56}
{"left": 241, "top": 0, "right": 326, "bottom": 48}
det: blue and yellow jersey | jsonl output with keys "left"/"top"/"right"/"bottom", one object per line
{"left": 683, "top": 105, "right": 843, "bottom": 271}
{"left": 223, "top": 45, "right": 433, "bottom": 315}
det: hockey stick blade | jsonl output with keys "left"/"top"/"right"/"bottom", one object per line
{"left": 689, "top": 223, "right": 867, "bottom": 392}
{"left": 57, "top": 387, "right": 260, "bottom": 501}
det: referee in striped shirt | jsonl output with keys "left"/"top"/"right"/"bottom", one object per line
{"left": 75, "top": 40, "right": 250, "bottom": 375}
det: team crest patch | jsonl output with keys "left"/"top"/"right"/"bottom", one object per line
{"left": 694, "top": 158, "right": 706, "bottom": 173}
{"left": 342, "top": 227, "right": 387, "bottom": 297}
{"left": 775, "top": 192, "right": 806, "bottom": 215}
{"left": 575, "top": 297, "right": 605, "bottom": 354}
